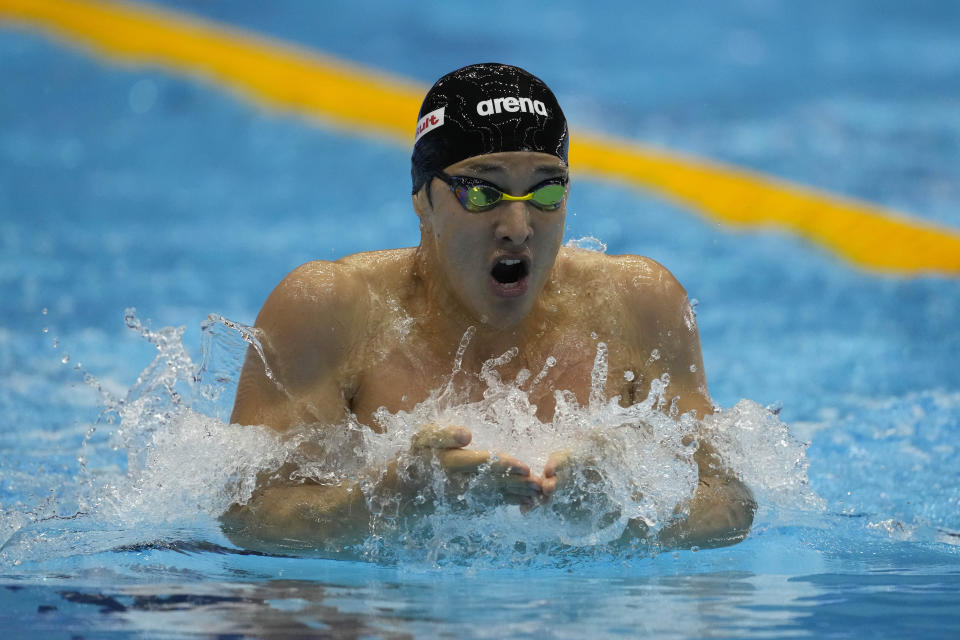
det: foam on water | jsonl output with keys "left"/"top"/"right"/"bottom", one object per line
{"left": 0, "top": 309, "right": 824, "bottom": 568}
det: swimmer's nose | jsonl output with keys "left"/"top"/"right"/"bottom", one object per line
{"left": 494, "top": 201, "right": 532, "bottom": 246}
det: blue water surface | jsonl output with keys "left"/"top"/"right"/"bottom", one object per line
{"left": 1, "top": 1, "right": 959, "bottom": 638}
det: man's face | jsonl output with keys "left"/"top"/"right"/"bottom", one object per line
{"left": 416, "top": 151, "right": 569, "bottom": 329}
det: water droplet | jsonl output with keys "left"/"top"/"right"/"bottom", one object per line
{"left": 61, "top": 354, "right": 70, "bottom": 364}
{"left": 691, "top": 546, "right": 700, "bottom": 553}
{"left": 41, "top": 308, "right": 48, "bottom": 315}
{"left": 52, "top": 338, "right": 59, "bottom": 348}
{"left": 590, "top": 331, "right": 598, "bottom": 340}
{"left": 624, "top": 370, "right": 635, "bottom": 382}
{"left": 41, "top": 327, "right": 48, "bottom": 334}
{"left": 689, "top": 365, "right": 697, "bottom": 373}
{"left": 673, "top": 552, "right": 680, "bottom": 559}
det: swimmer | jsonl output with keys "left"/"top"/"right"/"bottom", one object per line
{"left": 222, "top": 63, "right": 755, "bottom": 552}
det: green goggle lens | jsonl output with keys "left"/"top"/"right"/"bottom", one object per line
{"left": 465, "top": 185, "right": 499, "bottom": 209}
{"left": 529, "top": 183, "right": 566, "bottom": 208}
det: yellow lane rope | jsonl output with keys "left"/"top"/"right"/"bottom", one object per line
{"left": 3, "top": 0, "right": 959, "bottom": 275}
{"left": 573, "top": 135, "right": 960, "bottom": 273}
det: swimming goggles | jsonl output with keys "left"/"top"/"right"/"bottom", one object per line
{"left": 435, "top": 171, "right": 567, "bottom": 213}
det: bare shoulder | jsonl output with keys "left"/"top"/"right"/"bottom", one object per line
{"left": 260, "top": 248, "right": 415, "bottom": 328}
{"left": 232, "top": 250, "right": 416, "bottom": 429}
{"left": 556, "top": 248, "right": 698, "bottom": 355}
{"left": 612, "top": 254, "right": 689, "bottom": 310}
{"left": 337, "top": 247, "right": 417, "bottom": 289}
{"left": 556, "top": 247, "right": 689, "bottom": 311}
{"left": 249, "top": 260, "right": 360, "bottom": 387}
{"left": 258, "top": 259, "right": 365, "bottom": 331}
{"left": 252, "top": 250, "right": 413, "bottom": 384}
{"left": 557, "top": 249, "right": 708, "bottom": 414}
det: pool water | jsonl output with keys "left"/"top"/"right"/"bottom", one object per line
{"left": 2, "top": 0, "right": 960, "bottom": 637}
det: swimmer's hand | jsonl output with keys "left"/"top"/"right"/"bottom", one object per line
{"left": 522, "top": 448, "right": 570, "bottom": 514}
{"left": 540, "top": 442, "right": 755, "bottom": 548}
{"left": 541, "top": 448, "right": 606, "bottom": 496}
{"left": 540, "top": 448, "right": 575, "bottom": 497}
{"left": 397, "top": 423, "right": 543, "bottom": 509}
{"left": 220, "top": 423, "right": 543, "bottom": 554}
{"left": 530, "top": 448, "right": 619, "bottom": 525}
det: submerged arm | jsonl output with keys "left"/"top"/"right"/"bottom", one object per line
{"left": 620, "top": 257, "right": 756, "bottom": 548}
{"left": 654, "top": 439, "right": 756, "bottom": 548}
{"left": 221, "top": 483, "right": 370, "bottom": 553}
{"left": 224, "top": 261, "right": 372, "bottom": 552}
{"left": 221, "top": 424, "right": 541, "bottom": 554}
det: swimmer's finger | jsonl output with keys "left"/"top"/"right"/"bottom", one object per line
{"left": 489, "top": 453, "right": 532, "bottom": 477}
{"left": 540, "top": 474, "right": 559, "bottom": 496}
{"left": 436, "top": 450, "right": 531, "bottom": 477}
{"left": 544, "top": 448, "right": 573, "bottom": 478}
{"left": 411, "top": 423, "right": 471, "bottom": 450}
{"left": 434, "top": 448, "right": 491, "bottom": 473}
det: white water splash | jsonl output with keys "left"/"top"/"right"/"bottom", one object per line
{"left": 564, "top": 236, "right": 607, "bottom": 253}
{"left": 0, "top": 311, "right": 823, "bottom": 567}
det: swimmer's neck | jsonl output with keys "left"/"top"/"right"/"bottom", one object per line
{"left": 410, "top": 245, "right": 555, "bottom": 360}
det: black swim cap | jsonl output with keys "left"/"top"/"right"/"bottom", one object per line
{"left": 411, "top": 63, "right": 569, "bottom": 194}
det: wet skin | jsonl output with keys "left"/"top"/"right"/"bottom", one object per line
{"left": 224, "top": 151, "right": 755, "bottom": 552}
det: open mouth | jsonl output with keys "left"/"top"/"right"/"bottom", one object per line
{"left": 491, "top": 257, "right": 529, "bottom": 285}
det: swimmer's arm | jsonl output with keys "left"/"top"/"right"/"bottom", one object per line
{"left": 541, "top": 437, "right": 754, "bottom": 548}
{"left": 224, "top": 261, "right": 369, "bottom": 551}
{"left": 220, "top": 425, "right": 541, "bottom": 553}
{"left": 222, "top": 466, "right": 411, "bottom": 553}
{"left": 617, "top": 257, "right": 711, "bottom": 418}
{"left": 230, "top": 260, "right": 365, "bottom": 431}
{"left": 220, "top": 483, "right": 370, "bottom": 553}
{"left": 618, "top": 259, "right": 755, "bottom": 546}
{"left": 654, "top": 440, "right": 756, "bottom": 549}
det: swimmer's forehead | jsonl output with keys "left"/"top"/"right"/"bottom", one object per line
{"left": 446, "top": 152, "right": 568, "bottom": 179}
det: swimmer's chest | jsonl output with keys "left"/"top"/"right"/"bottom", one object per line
{"left": 346, "top": 326, "right": 636, "bottom": 428}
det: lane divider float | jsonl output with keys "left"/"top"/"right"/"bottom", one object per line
{"left": 3, "top": 0, "right": 958, "bottom": 276}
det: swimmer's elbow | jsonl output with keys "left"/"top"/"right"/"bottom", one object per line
{"left": 703, "top": 476, "right": 757, "bottom": 547}
{"left": 734, "top": 479, "right": 757, "bottom": 526}
{"left": 716, "top": 480, "right": 756, "bottom": 544}
{"left": 219, "top": 484, "right": 371, "bottom": 555}
{"left": 658, "top": 475, "right": 756, "bottom": 549}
